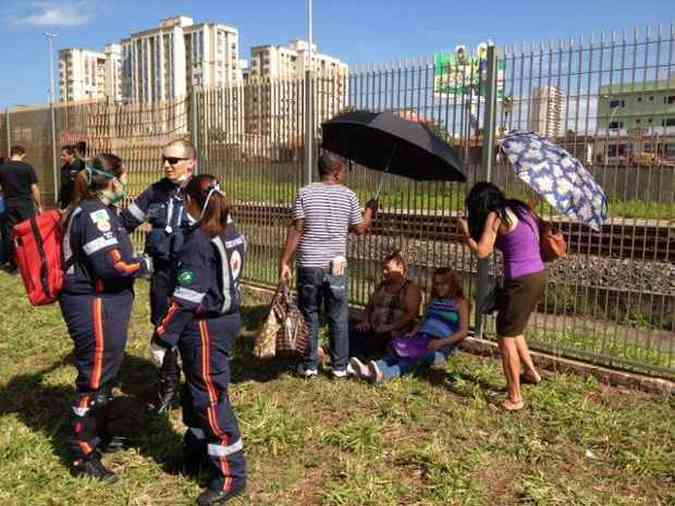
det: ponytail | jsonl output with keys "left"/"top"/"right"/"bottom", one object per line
{"left": 184, "top": 174, "right": 230, "bottom": 237}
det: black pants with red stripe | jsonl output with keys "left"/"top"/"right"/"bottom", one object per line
{"left": 179, "top": 313, "right": 247, "bottom": 495}
{"left": 59, "top": 291, "right": 133, "bottom": 461}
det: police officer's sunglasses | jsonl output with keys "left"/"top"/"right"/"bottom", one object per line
{"left": 162, "top": 156, "right": 189, "bottom": 166}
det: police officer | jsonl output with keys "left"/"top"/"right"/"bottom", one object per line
{"left": 60, "top": 154, "right": 152, "bottom": 482}
{"left": 150, "top": 174, "right": 247, "bottom": 505}
{"left": 120, "top": 139, "right": 196, "bottom": 412}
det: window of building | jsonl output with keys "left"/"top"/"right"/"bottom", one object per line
{"left": 648, "top": 118, "right": 653, "bottom": 123}
{"left": 637, "top": 96, "right": 642, "bottom": 102}
{"left": 608, "top": 121, "right": 623, "bottom": 129}
{"left": 609, "top": 99, "right": 625, "bottom": 108}
{"left": 649, "top": 96, "right": 654, "bottom": 101}
{"left": 663, "top": 118, "right": 675, "bottom": 127}
{"left": 666, "top": 95, "right": 675, "bottom": 104}
{"left": 636, "top": 119, "right": 641, "bottom": 124}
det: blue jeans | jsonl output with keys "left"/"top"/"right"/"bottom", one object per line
{"left": 375, "top": 347, "right": 456, "bottom": 381}
{"left": 297, "top": 267, "right": 349, "bottom": 371}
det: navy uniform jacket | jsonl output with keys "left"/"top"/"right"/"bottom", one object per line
{"left": 120, "top": 178, "right": 188, "bottom": 263}
{"left": 62, "top": 199, "right": 150, "bottom": 295}
{"left": 154, "top": 221, "right": 246, "bottom": 347}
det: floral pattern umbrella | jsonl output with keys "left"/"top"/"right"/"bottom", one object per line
{"left": 500, "top": 131, "right": 608, "bottom": 231}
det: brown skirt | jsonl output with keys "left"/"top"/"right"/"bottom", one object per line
{"left": 496, "top": 271, "right": 546, "bottom": 337}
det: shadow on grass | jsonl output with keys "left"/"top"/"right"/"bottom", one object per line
{"left": 0, "top": 353, "right": 183, "bottom": 478}
{"left": 229, "top": 303, "right": 299, "bottom": 385}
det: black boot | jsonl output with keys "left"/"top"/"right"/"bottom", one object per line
{"left": 73, "top": 452, "right": 118, "bottom": 483}
{"left": 150, "top": 348, "right": 180, "bottom": 414}
{"left": 196, "top": 486, "right": 245, "bottom": 505}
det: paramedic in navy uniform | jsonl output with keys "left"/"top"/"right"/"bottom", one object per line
{"left": 59, "top": 154, "right": 152, "bottom": 482}
{"left": 120, "top": 139, "right": 196, "bottom": 413}
{"left": 150, "top": 175, "right": 247, "bottom": 505}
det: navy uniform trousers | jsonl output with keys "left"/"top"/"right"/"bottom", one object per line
{"left": 150, "top": 261, "right": 175, "bottom": 325}
{"left": 179, "top": 312, "right": 246, "bottom": 495}
{"left": 59, "top": 291, "right": 133, "bottom": 460}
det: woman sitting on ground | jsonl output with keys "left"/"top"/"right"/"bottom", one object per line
{"left": 348, "top": 251, "right": 422, "bottom": 361}
{"left": 350, "top": 268, "right": 469, "bottom": 383}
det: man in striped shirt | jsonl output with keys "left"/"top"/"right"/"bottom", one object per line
{"left": 280, "top": 152, "right": 377, "bottom": 378}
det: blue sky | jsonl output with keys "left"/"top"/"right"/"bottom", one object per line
{"left": 0, "top": 0, "right": 671, "bottom": 108}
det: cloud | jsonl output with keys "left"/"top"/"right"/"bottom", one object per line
{"left": 12, "top": 1, "right": 94, "bottom": 27}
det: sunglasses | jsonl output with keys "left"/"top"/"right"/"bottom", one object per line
{"left": 162, "top": 156, "right": 189, "bottom": 166}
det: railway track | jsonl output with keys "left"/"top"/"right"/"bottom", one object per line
{"left": 233, "top": 203, "right": 675, "bottom": 262}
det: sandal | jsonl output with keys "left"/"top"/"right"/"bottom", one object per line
{"left": 502, "top": 399, "right": 525, "bottom": 411}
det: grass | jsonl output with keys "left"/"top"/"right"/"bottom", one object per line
{"left": 0, "top": 272, "right": 674, "bottom": 505}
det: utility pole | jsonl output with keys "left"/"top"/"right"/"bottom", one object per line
{"left": 304, "top": 0, "right": 314, "bottom": 185}
{"left": 44, "top": 32, "right": 58, "bottom": 206}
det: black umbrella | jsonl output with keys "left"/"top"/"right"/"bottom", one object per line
{"left": 321, "top": 110, "right": 466, "bottom": 195}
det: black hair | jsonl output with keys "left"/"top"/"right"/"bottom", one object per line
{"left": 61, "top": 144, "right": 76, "bottom": 155}
{"left": 318, "top": 151, "right": 345, "bottom": 178}
{"left": 465, "top": 182, "right": 534, "bottom": 241}
{"left": 10, "top": 145, "right": 26, "bottom": 157}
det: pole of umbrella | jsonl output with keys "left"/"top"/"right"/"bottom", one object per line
{"left": 374, "top": 144, "right": 397, "bottom": 200}
{"left": 475, "top": 45, "right": 499, "bottom": 339}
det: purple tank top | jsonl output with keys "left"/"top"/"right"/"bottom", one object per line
{"left": 495, "top": 210, "right": 544, "bottom": 280}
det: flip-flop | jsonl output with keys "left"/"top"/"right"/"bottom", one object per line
{"left": 502, "top": 399, "right": 525, "bottom": 411}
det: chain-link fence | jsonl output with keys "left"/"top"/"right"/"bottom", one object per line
{"left": 1, "top": 25, "right": 673, "bottom": 379}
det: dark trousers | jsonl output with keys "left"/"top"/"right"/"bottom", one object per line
{"left": 348, "top": 324, "right": 392, "bottom": 360}
{"left": 3, "top": 204, "right": 35, "bottom": 267}
{"left": 59, "top": 291, "right": 133, "bottom": 460}
{"left": 297, "top": 267, "right": 349, "bottom": 371}
{"left": 150, "top": 262, "right": 182, "bottom": 389}
{"left": 179, "top": 314, "right": 247, "bottom": 494}
{"left": 0, "top": 213, "right": 8, "bottom": 264}
{"left": 150, "top": 262, "right": 176, "bottom": 325}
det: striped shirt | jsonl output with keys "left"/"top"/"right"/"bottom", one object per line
{"left": 418, "top": 298, "right": 460, "bottom": 338}
{"left": 292, "top": 183, "right": 363, "bottom": 268}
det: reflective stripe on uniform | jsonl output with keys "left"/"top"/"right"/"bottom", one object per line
{"left": 207, "top": 439, "right": 243, "bottom": 457}
{"left": 173, "top": 286, "right": 206, "bottom": 304}
{"left": 127, "top": 202, "right": 146, "bottom": 222}
{"left": 211, "top": 236, "right": 232, "bottom": 314}
{"left": 190, "top": 427, "right": 206, "bottom": 440}
{"left": 63, "top": 207, "right": 82, "bottom": 274}
{"left": 83, "top": 236, "right": 119, "bottom": 256}
{"left": 72, "top": 406, "right": 90, "bottom": 417}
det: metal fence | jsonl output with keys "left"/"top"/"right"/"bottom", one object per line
{"left": 1, "top": 24, "right": 673, "bottom": 379}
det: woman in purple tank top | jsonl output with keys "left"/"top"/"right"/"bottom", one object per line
{"left": 459, "top": 182, "right": 545, "bottom": 411}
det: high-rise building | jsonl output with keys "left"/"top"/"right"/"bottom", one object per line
{"left": 528, "top": 85, "right": 566, "bottom": 138}
{"left": 249, "top": 39, "right": 347, "bottom": 80}
{"left": 59, "top": 46, "right": 123, "bottom": 103}
{"left": 58, "top": 48, "right": 107, "bottom": 102}
{"left": 104, "top": 43, "right": 123, "bottom": 102}
{"left": 245, "top": 40, "right": 349, "bottom": 155}
{"left": 120, "top": 16, "right": 242, "bottom": 104}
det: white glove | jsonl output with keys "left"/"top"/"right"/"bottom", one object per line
{"left": 150, "top": 341, "right": 167, "bottom": 367}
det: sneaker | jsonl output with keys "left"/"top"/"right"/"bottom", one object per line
{"left": 349, "top": 357, "right": 371, "bottom": 380}
{"left": 296, "top": 364, "right": 318, "bottom": 378}
{"left": 73, "top": 454, "right": 118, "bottom": 483}
{"left": 367, "top": 360, "right": 384, "bottom": 384}
{"left": 331, "top": 368, "right": 348, "bottom": 379}
{"left": 197, "top": 486, "right": 245, "bottom": 505}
